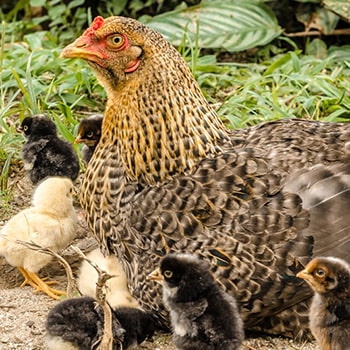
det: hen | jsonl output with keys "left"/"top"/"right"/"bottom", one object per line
{"left": 61, "top": 16, "right": 350, "bottom": 339}
{"left": 74, "top": 113, "right": 103, "bottom": 164}
{"left": 148, "top": 253, "right": 244, "bottom": 350}
{"left": 296, "top": 257, "right": 350, "bottom": 350}
{"left": 0, "top": 176, "right": 78, "bottom": 299}
{"left": 21, "top": 114, "right": 80, "bottom": 184}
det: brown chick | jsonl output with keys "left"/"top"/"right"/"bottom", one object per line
{"left": 297, "top": 257, "right": 350, "bottom": 350}
{"left": 74, "top": 113, "right": 103, "bottom": 164}
{"left": 61, "top": 16, "right": 350, "bottom": 339}
{"left": 0, "top": 177, "right": 78, "bottom": 299}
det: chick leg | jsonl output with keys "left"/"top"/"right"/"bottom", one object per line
{"left": 18, "top": 267, "right": 66, "bottom": 300}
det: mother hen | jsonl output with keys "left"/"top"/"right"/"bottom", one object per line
{"left": 61, "top": 16, "right": 350, "bottom": 339}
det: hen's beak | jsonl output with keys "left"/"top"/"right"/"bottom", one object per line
{"left": 60, "top": 36, "right": 105, "bottom": 64}
{"left": 147, "top": 268, "right": 163, "bottom": 283}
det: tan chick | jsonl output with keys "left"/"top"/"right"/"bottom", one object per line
{"left": 297, "top": 257, "right": 350, "bottom": 350}
{"left": 0, "top": 176, "right": 78, "bottom": 299}
{"left": 77, "top": 247, "right": 139, "bottom": 308}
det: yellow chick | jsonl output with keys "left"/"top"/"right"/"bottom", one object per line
{"left": 77, "top": 248, "right": 139, "bottom": 308}
{"left": 0, "top": 176, "right": 78, "bottom": 299}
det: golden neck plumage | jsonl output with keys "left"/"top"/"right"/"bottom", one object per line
{"left": 102, "top": 48, "right": 229, "bottom": 185}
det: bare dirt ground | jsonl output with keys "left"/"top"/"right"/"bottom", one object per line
{"left": 0, "top": 165, "right": 318, "bottom": 350}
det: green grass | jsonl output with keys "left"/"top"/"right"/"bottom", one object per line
{"left": 0, "top": 14, "right": 350, "bottom": 202}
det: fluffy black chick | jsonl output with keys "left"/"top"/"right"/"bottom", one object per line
{"left": 20, "top": 114, "right": 80, "bottom": 184}
{"left": 148, "top": 253, "right": 244, "bottom": 350}
{"left": 45, "top": 296, "right": 156, "bottom": 350}
{"left": 74, "top": 114, "right": 103, "bottom": 164}
{"left": 297, "top": 257, "right": 350, "bottom": 350}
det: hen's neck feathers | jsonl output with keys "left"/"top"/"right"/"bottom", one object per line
{"left": 99, "top": 30, "right": 229, "bottom": 185}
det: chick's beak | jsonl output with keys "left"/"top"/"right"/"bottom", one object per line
{"left": 296, "top": 269, "right": 309, "bottom": 280}
{"left": 147, "top": 268, "right": 163, "bottom": 284}
{"left": 74, "top": 135, "right": 82, "bottom": 144}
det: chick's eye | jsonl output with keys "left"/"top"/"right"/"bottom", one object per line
{"left": 108, "top": 34, "right": 124, "bottom": 48}
{"left": 23, "top": 125, "right": 28, "bottom": 131}
{"left": 315, "top": 269, "right": 325, "bottom": 277}
{"left": 164, "top": 270, "right": 173, "bottom": 278}
{"left": 87, "top": 131, "right": 94, "bottom": 138}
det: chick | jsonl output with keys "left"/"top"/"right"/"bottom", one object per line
{"left": 0, "top": 177, "right": 78, "bottom": 299}
{"left": 148, "top": 253, "right": 244, "bottom": 350}
{"left": 45, "top": 296, "right": 156, "bottom": 350}
{"left": 20, "top": 114, "right": 80, "bottom": 184}
{"left": 74, "top": 114, "right": 103, "bottom": 164}
{"left": 45, "top": 296, "right": 125, "bottom": 350}
{"left": 77, "top": 248, "right": 139, "bottom": 308}
{"left": 297, "top": 257, "right": 350, "bottom": 350}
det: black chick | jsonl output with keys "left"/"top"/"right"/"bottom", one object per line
{"left": 45, "top": 296, "right": 156, "bottom": 350}
{"left": 297, "top": 257, "right": 350, "bottom": 350}
{"left": 74, "top": 114, "right": 103, "bottom": 164}
{"left": 148, "top": 253, "right": 244, "bottom": 350}
{"left": 20, "top": 114, "right": 80, "bottom": 184}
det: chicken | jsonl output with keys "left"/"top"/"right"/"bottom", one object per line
{"left": 77, "top": 248, "right": 139, "bottom": 308}
{"left": 21, "top": 114, "right": 80, "bottom": 184}
{"left": 0, "top": 176, "right": 78, "bottom": 299}
{"left": 61, "top": 16, "right": 350, "bottom": 339}
{"left": 45, "top": 296, "right": 156, "bottom": 350}
{"left": 296, "top": 257, "right": 350, "bottom": 350}
{"left": 74, "top": 113, "right": 103, "bottom": 164}
{"left": 148, "top": 253, "right": 244, "bottom": 350}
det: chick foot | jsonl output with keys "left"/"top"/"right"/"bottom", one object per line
{"left": 18, "top": 267, "right": 66, "bottom": 300}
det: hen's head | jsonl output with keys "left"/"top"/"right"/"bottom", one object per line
{"left": 296, "top": 256, "right": 350, "bottom": 295}
{"left": 61, "top": 16, "right": 228, "bottom": 184}
{"left": 61, "top": 16, "right": 176, "bottom": 92}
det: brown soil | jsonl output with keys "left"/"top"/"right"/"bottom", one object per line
{"left": 0, "top": 165, "right": 317, "bottom": 350}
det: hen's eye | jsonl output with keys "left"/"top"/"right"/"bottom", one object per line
{"left": 108, "top": 34, "right": 124, "bottom": 48}
{"left": 315, "top": 269, "right": 325, "bottom": 277}
{"left": 23, "top": 125, "right": 28, "bottom": 131}
{"left": 164, "top": 270, "right": 173, "bottom": 278}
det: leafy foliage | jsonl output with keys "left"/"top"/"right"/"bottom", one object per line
{"left": 141, "top": 0, "right": 282, "bottom": 52}
{"left": 0, "top": 0, "right": 349, "bottom": 199}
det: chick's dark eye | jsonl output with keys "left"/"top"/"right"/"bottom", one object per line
{"left": 87, "top": 132, "right": 94, "bottom": 138}
{"left": 164, "top": 270, "right": 173, "bottom": 279}
{"left": 315, "top": 269, "right": 325, "bottom": 277}
{"left": 108, "top": 34, "right": 124, "bottom": 48}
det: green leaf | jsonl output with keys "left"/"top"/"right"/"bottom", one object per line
{"left": 316, "top": 6, "right": 340, "bottom": 33}
{"left": 296, "top": 4, "right": 339, "bottom": 34}
{"left": 29, "top": 0, "right": 46, "bottom": 6}
{"left": 323, "top": 0, "right": 350, "bottom": 22}
{"left": 140, "top": 0, "right": 281, "bottom": 52}
{"left": 306, "top": 38, "right": 328, "bottom": 58}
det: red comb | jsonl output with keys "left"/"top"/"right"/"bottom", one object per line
{"left": 82, "top": 16, "right": 105, "bottom": 37}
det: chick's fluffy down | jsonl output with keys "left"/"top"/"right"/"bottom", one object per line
{"left": 0, "top": 177, "right": 77, "bottom": 272}
{"left": 77, "top": 248, "right": 139, "bottom": 308}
